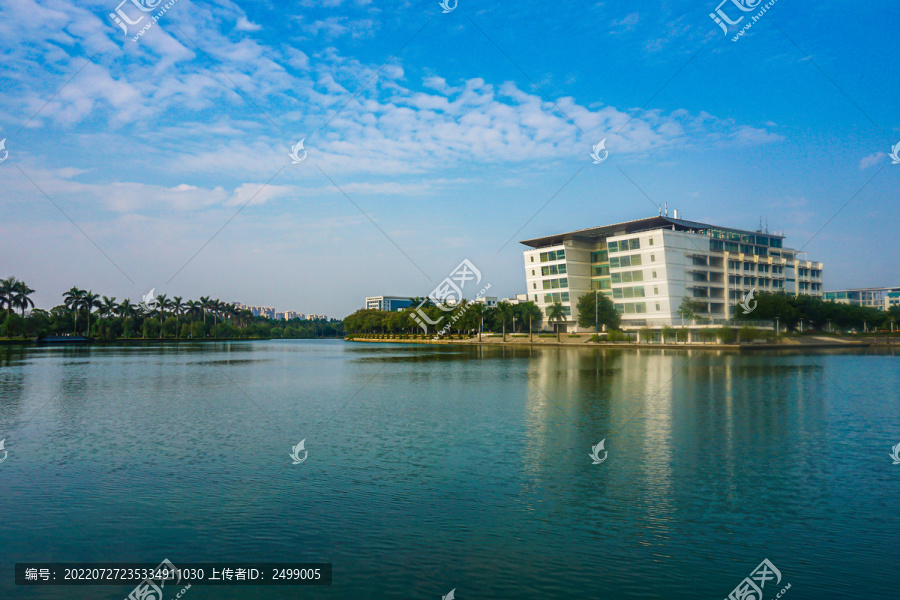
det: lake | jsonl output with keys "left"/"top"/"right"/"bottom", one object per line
{"left": 1, "top": 341, "right": 898, "bottom": 599}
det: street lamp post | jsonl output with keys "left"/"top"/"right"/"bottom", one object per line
{"left": 595, "top": 291, "right": 599, "bottom": 338}
{"left": 775, "top": 316, "right": 780, "bottom": 336}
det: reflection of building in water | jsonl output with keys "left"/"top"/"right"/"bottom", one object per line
{"left": 516, "top": 348, "right": 827, "bottom": 540}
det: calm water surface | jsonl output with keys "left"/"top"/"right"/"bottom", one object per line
{"left": 1, "top": 340, "right": 898, "bottom": 599}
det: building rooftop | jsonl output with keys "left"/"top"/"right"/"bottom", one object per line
{"left": 519, "top": 215, "right": 785, "bottom": 249}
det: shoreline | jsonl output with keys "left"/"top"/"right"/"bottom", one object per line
{"left": 345, "top": 335, "right": 896, "bottom": 351}
{"left": 0, "top": 337, "right": 342, "bottom": 346}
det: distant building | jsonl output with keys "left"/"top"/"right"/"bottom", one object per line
{"left": 521, "top": 214, "right": 824, "bottom": 332}
{"left": 306, "top": 314, "right": 328, "bottom": 320}
{"left": 501, "top": 293, "right": 529, "bottom": 305}
{"left": 365, "top": 296, "right": 415, "bottom": 311}
{"left": 824, "top": 286, "right": 900, "bottom": 310}
{"left": 473, "top": 296, "right": 498, "bottom": 307}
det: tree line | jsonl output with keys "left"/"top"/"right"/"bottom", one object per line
{"left": 345, "top": 294, "right": 622, "bottom": 341}
{"left": 0, "top": 277, "right": 342, "bottom": 341}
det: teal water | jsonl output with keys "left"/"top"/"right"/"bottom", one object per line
{"left": 1, "top": 341, "right": 898, "bottom": 599}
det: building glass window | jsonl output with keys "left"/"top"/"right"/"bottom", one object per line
{"left": 608, "top": 241, "right": 618, "bottom": 253}
{"left": 613, "top": 288, "right": 623, "bottom": 299}
{"left": 611, "top": 273, "right": 621, "bottom": 284}
{"left": 620, "top": 256, "right": 631, "bottom": 268}
{"left": 631, "top": 255, "right": 642, "bottom": 266}
{"left": 630, "top": 239, "right": 640, "bottom": 250}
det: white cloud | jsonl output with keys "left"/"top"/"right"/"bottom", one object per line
{"left": 858, "top": 152, "right": 884, "bottom": 169}
{"left": 236, "top": 16, "right": 262, "bottom": 32}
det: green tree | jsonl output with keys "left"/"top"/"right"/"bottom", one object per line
{"left": 677, "top": 297, "right": 706, "bottom": 323}
{"left": 576, "top": 291, "right": 620, "bottom": 333}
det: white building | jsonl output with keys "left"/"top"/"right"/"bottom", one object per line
{"left": 521, "top": 214, "right": 824, "bottom": 332}
{"left": 365, "top": 296, "right": 416, "bottom": 311}
{"left": 824, "top": 287, "right": 900, "bottom": 310}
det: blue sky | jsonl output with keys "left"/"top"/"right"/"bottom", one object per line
{"left": 1, "top": 0, "right": 897, "bottom": 317}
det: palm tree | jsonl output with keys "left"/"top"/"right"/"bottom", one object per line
{"left": 1, "top": 277, "right": 19, "bottom": 319}
{"left": 100, "top": 296, "right": 118, "bottom": 319}
{"left": 212, "top": 299, "right": 223, "bottom": 325}
{"left": 171, "top": 296, "right": 184, "bottom": 338}
{"left": 199, "top": 296, "right": 211, "bottom": 325}
{"left": 496, "top": 301, "right": 513, "bottom": 342}
{"left": 547, "top": 301, "right": 567, "bottom": 343}
{"left": 63, "top": 287, "right": 85, "bottom": 334}
{"left": 81, "top": 291, "right": 100, "bottom": 338}
{"left": 520, "top": 302, "right": 542, "bottom": 343}
{"left": 155, "top": 294, "right": 171, "bottom": 338}
{"left": 185, "top": 300, "right": 202, "bottom": 337}
{"left": 12, "top": 280, "right": 35, "bottom": 317}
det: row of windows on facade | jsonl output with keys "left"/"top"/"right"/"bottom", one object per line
{"left": 535, "top": 249, "right": 566, "bottom": 263}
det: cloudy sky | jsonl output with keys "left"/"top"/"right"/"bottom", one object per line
{"left": 1, "top": 0, "right": 897, "bottom": 316}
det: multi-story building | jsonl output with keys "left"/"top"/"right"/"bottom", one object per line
{"left": 520, "top": 214, "right": 824, "bottom": 332}
{"left": 365, "top": 296, "right": 415, "bottom": 312}
{"left": 824, "top": 287, "right": 900, "bottom": 310}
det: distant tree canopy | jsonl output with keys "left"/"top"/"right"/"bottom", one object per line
{"left": 736, "top": 291, "right": 896, "bottom": 331}
{"left": 0, "top": 276, "right": 341, "bottom": 340}
{"left": 343, "top": 300, "right": 545, "bottom": 335}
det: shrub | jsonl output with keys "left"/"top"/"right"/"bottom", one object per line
{"left": 717, "top": 326, "right": 736, "bottom": 344}
{"left": 607, "top": 330, "right": 628, "bottom": 342}
{"left": 738, "top": 326, "right": 758, "bottom": 342}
